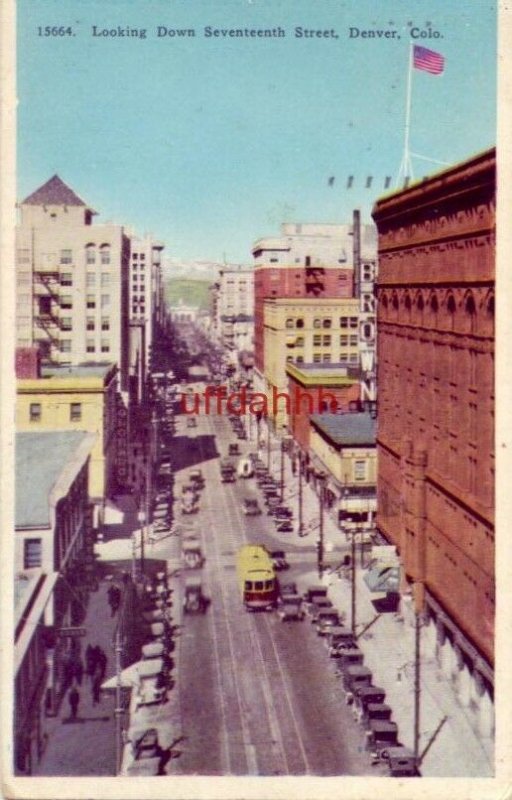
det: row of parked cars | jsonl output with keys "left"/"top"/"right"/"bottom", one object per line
{"left": 252, "top": 456, "right": 295, "bottom": 532}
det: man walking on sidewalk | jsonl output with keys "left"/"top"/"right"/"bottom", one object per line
{"left": 68, "top": 686, "right": 80, "bottom": 721}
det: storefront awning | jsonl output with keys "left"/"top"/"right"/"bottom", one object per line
{"left": 364, "top": 565, "right": 400, "bottom": 594}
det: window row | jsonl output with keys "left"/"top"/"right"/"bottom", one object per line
{"left": 58, "top": 339, "right": 110, "bottom": 353}
{"left": 29, "top": 402, "right": 83, "bottom": 423}
{"left": 286, "top": 353, "right": 359, "bottom": 364}
{"left": 285, "top": 316, "right": 359, "bottom": 329}
{"left": 60, "top": 318, "right": 111, "bottom": 332}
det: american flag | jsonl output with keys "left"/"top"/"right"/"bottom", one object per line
{"left": 413, "top": 45, "right": 445, "bottom": 75}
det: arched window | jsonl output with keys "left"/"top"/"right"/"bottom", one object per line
{"left": 85, "top": 244, "right": 96, "bottom": 265}
{"left": 100, "top": 244, "right": 111, "bottom": 265}
{"left": 465, "top": 293, "right": 476, "bottom": 335}
{"left": 446, "top": 294, "right": 456, "bottom": 331}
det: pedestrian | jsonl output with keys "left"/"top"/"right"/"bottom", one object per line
{"left": 96, "top": 647, "right": 107, "bottom": 679}
{"left": 92, "top": 674, "right": 102, "bottom": 705}
{"left": 68, "top": 686, "right": 80, "bottom": 720}
{"left": 74, "top": 658, "right": 84, "bottom": 686}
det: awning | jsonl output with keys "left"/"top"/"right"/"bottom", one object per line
{"left": 101, "top": 662, "right": 141, "bottom": 690}
{"left": 364, "top": 565, "right": 400, "bottom": 594}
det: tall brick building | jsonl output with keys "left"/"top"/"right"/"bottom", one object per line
{"left": 373, "top": 149, "right": 495, "bottom": 734}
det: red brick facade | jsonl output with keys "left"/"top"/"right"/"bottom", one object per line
{"left": 373, "top": 149, "right": 495, "bottom": 666}
{"left": 254, "top": 266, "right": 353, "bottom": 372}
{"left": 287, "top": 370, "right": 360, "bottom": 451}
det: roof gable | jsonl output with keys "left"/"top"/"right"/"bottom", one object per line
{"left": 21, "top": 174, "right": 93, "bottom": 209}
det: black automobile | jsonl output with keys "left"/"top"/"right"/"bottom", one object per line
{"left": 276, "top": 520, "right": 294, "bottom": 532}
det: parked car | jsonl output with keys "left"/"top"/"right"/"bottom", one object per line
{"left": 272, "top": 506, "right": 292, "bottom": 518}
{"left": 270, "top": 550, "right": 289, "bottom": 570}
{"left": 276, "top": 520, "right": 294, "bottom": 532}
{"left": 242, "top": 498, "right": 261, "bottom": 516}
{"left": 278, "top": 599, "right": 305, "bottom": 622}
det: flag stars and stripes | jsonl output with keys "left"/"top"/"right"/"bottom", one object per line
{"left": 413, "top": 45, "right": 445, "bottom": 75}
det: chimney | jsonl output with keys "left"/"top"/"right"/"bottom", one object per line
{"left": 15, "top": 347, "right": 41, "bottom": 379}
{"left": 353, "top": 209, "right": 361, "bottom": 299}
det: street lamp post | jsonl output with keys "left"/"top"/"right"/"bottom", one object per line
{"left": 137, "top": 508, "right": 145, "bottom": 576}
{"left": 298, "top": 454, "right": 304, "bottom": 536}
{"left": 316, "top": 471, "right": 325, "bottom": 579}
{"left": 351, "top": 528, "right": 357, "bottom": 635}
{"left": 114, "top": 628, "right": 123, "bottom": 773}
{"left": 280, "top": 438, "right": 285, "bottom": 502}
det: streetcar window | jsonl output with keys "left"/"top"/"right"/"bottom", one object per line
{"left": 245, "top": 581, "right": 253, "bottom": 590}
{"left": 265, "top": 580, "right": 273, "bottom": 590}
{"left": 255, "top": 581, "right": 264, "bottom": 590}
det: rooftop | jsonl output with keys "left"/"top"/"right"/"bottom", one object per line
{"left": 41, "top": 362, "right": 116, "bottom": 379}
{"left": 286, "top": 361, "right": 360, "bottom": 386}
{"left": 16, "top": 431, "right": 90, "bottom": 528}
{"left": 21, "top": 174, "right": 95, "bottom": 211}
{"left": 310, "top": 412, "right": 377, "bottom": 446}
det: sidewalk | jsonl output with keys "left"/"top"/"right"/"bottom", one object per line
{"left": 257, "top": 428, "right": 493, "bottom": 777}
{"left": 33, "top": 581, "right": 118, "bottom": 776}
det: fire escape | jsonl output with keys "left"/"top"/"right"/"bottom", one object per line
{"left": 33, "top": 268, "right": 61, "bottom": 359}
{"left": 305, "top": 263, "right": 325, "bottom": 296}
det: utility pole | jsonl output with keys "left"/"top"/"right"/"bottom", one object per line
{"left": 351, "top": 529, "right": 356, "bottom": 635}
{"left": 267, "top": 418, "right": 271, "bottom": 471}
{"left": 298, "top": 455, "right": 304, "bottom": 537}
{"left": 317, "top": 472, "right": 325, "bottom": 579}
{"left": 414, "top": 610, "right": 421, "bottom": 768}
{"left": 114, "top": 628, "right": 123, "bottom": 774}
{"left": 280, "top": 439, "right": 285, "bottom": 502}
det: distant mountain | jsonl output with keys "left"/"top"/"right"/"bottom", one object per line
{"left": 162, "top": 257, "right": 250, "bottom": 281}
{"left": 165, "top": 278, "right": 211, "bottom": 309}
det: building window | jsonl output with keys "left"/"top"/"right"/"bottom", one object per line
{"left": 350, "top": 335, "right": 358, "bottom": 346}
{"left": 101, "top": 339, "right": 110, "bottom": 353}
{"left": 340, "top": 317, "right": 348, "bottom": 328}
{"left": 86, "top": 296, "right": 96, "bottom": 310}
{"left": 101, "top": 273, "right": 110, "bottom": 286}
{"left": 70, "top": 402, "right": 82, "bottom": 422}
{"left": 60, "top": 273, "right": 72, "bottom": 286}
{"left": 270, "top": 258, "right": 279, "bottom": 264}
{"left": 60, "top": 339, "right": 72, "bottom": 353}
{"left": 349, "top": 353, "right": 358, "bottom": 362}
{"left": 313, "top": 353, "right": 321, "bottom": 363}
{"left": 86, "top": 273, "right": 96, "bottom": 286}
{"left": 86, "top": 318, "right": 95, "bottom": 331}
{"left": 354, "top": 460, "right": 366, "bottom": 481}
{"left": 286, "top": 355, "right": 293, "bottom": 363}
{"left": 323, "top": 353, "right": 331, "bottom": 363}
{"left": 296, "top": 337, "right": 304, "bottom": 347}
{"left": 100, "top": 245, "right": 111, "bottom": 265}
{"left": 350, "top": 317, "right": 358, "bottom": 328}
{"left": 29, "top": 403, "right": 41, "bottom": 422}
{"left": 86, "top": 245, "right": 96, "bottom": 264}
{"left": 286, "top": 318, "right": 294, "bottom": 329}
{"left": 101, "top": 317, "right": 110, "bottom": 331}
{"left": 60, "top": 249, "right": 72, "bottom": 264}
{"left": 140, "top": 253, "right": 145, "bottom": 261}
{"left": 340, "top": 335, "right": 348, "bottom": 346}
{"left": 60, "top": 296, "right": 72, "bottom": 310}
{"left": 133, "top": 252, "right": 139, "bottom": 260}
{"left": 313, "top": 318, "right": 322, "bottom": 329}
{"left": 339, "top": 351, "right": 348, "bottom": 361}
{"left": 323, "top": 319, "right": 332, "bottom": 329}
{"left": 296, "top": 356, "right": 304, "bottom": 363}
{"left": 61, "top": 317, "right": 72, "bottom": 331}
{"left": 86, "top": 339, "right": 95, "bottom": 353}
{"left": 24, "top": 538, "right": 42, "bottom": 568}
{"left": 313, "top": 334, "right": 321, "bottom": 346}
{"left": 323, "top": 335, "right": 331, "bottom": 346}
{"left": 101, "top": 294, "right": 110, "bottom": 308}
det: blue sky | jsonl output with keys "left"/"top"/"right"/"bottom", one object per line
{"left": 17, "top": 0, "right": 496, "bottom": 264}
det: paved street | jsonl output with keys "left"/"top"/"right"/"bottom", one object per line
{"left": 158, "top": 406, "right": 384, "bottom": 776}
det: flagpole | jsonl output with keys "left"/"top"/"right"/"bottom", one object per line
{"left": 396, "top": 42, "right": 414, "bottom": 187}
